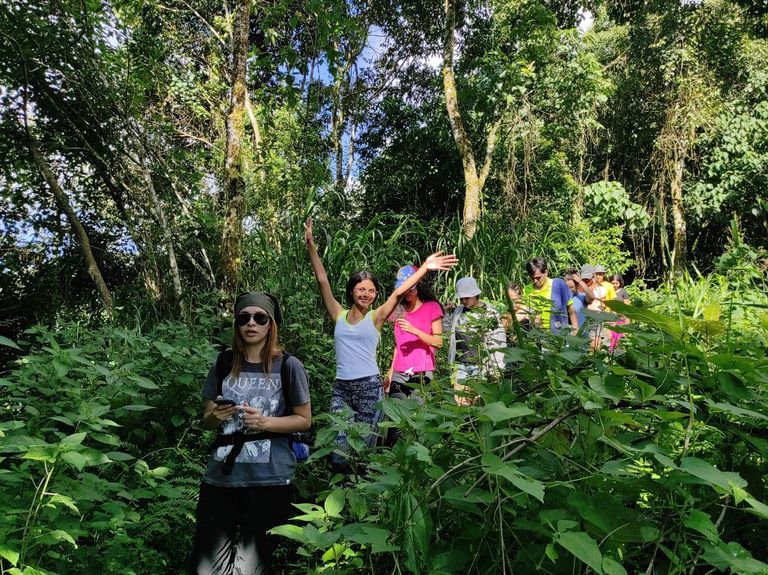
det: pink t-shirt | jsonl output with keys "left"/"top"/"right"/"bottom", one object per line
{"left": 393, "top": 301, "right": 444, "bottom": 373}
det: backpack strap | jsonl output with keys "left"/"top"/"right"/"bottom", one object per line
{"left": 212, "top": 351, "right": 305, "bottom": 474}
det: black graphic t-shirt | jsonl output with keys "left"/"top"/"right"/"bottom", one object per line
{"left": 200, "top": 355, "right": 310, "bottom": 487}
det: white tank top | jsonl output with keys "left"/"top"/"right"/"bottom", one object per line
{"left": 334, "top": 310, "right": 380, "bottom": 380}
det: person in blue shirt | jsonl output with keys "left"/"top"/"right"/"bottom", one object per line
{"left": 524, "top": 257, "right": 578, "bottom": 334}
{"left": 564, "top": 266, "right": 596, "bottom": 330}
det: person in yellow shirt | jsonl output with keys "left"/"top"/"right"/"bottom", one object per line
{"left": 593, "top": 265, "right": 616, "bottom": 303}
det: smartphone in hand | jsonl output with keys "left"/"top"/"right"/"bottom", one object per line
{"left": 214, "top": 397, "right": 237, "bottom": 407}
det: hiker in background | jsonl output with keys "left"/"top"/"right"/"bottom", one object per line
{"left": 593, "top": 264, "right": 616, "bottom": 303}
{"left": 447, "top": 277, "right": 507, "bottom": 406}
{"left": 524, "top": 257, "right": 578, "bottom": 335}
{"left": 611, "top": 273, "right": 630, "bottom": 304}
{"left": 609, "top": 273, "right": 630, "bottom": 352}
{"left": 564, "top": 266, "right": 595, "bottom": 330}
{"left": 189, "top": 292, "right": 311, "bottom": 575}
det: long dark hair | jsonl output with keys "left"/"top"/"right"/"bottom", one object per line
{"left": 397, "top": 280, "right": 444, "bottom": 312}
{"left": 345, "top": 270, "right": 381, "bottom": 306}
{"left": 231, "top": 317, "right": 283, "bottom": 377}
{"left": 610, "top": 273, "right": 624, "bottom": 288}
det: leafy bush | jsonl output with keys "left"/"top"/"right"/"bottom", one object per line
{"left": 276, "top": 303, "right": 768, "bottom": 574}
{"left": 0, "top": 318, "right": 216, "bottom": 575}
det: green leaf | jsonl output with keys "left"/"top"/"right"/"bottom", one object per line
{"left": 684, "top": 510, "right": 719, "bottom": 542}
{"left": 707, "top": 401, "right": 767, "bottom": 421}
{"left": 60, "top": 432, "right": 87, "bottom": 449}
{"left": 128, "top": 375, "right": 159, "bottom": 390}
{"left": 268, "top": 524, "right": 305, "bottom": 543}
{"left": 0, "top": 336, "right": 21, "bottom": 350}
{"left": 479, "top": 402, "right": 534, "bottom": 422}
{"left": 61, "top": 451, "right": 88, "bottom": 471}
{"left": 338, "top": 523, "right": 398, "bottom": 553}
{"left": 48, "top": 494, "right": 80, "bottom": 514}
{"left": 0, "top": 546, "right": 20, "bottom": 566}
{"left": 122, "top": 405, "right": 154, "bottom": 412}
{"left": 679, "top": 457, "right": 748, "bottom": 491}
{"left": 556, "top": 531, "right": 604, "bottom": 574}
{"left": 602, "top": 557, "right": 628, "bottom": 575}
{"left": 42, "top": 529, "right": 77, "bottom": 547}
{"left": 324, "top": 489, "right": 345, "bottom": 518}
{"left": 106, "top": 451, "right": 135, "bottom": 462}
{"left": 481, "top": 454, "right": 545, "bottom": 502}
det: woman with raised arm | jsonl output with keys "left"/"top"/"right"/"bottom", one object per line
{"left": 304, "top": 218, "right": 457, "bottom": 470}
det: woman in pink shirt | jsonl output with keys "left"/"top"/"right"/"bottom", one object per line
{"left": 385, "top": 265, "right": 445, "bottom": 398}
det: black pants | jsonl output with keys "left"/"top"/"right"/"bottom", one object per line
{"left": 189, "top": 482, "right": 293, "bottom": 575}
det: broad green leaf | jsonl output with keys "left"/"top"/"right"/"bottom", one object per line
{"left": 605, "top": 301, "right": 683, "bottom": 337}
{"left": 479, "top": 402, "right": 534, "bottom": 422}
{"left": 602, "top": 557, "right": 628, "bottom": 575}
{"left": 148, "top": 466, "right": 171, "bottom": 478}
{"left": 0, "top": 336, "right": 20, "bottom": 349}
{"left": 707, "top": 401, "right": 767, "bottom": 421}
{"left": 268, "top": 524, "right": 305, "bottom": 543}
{"left": 48, "top": 494, "right": 80, "bottom": 514}
{"left": 106, "top": 451, "right": 134, "bottom": 462}
{"left": 61, "top": 451, "right": 88, "bottom": 471}
{"left": 129, "top": 375, "right": 159, "bottom": 390}
{"left": 338, "top": 523, "right": 398, "bottom": 553}
{"left": 22, "top": 444, "right": 57, "bottom": 462}
{"left": 0, "top": 546, "right": 19, "bottom": 566}
{"left": 679, "top": 457, "right": 747, "bottom": 491}
{"left": 46, "top": 529, "right": 77, "bottom": 547}
{"left": 122, "top": 405, "right": 154, "bottom": 412}
{"left": 60, "top": 432, "right": 87, "bottom": 449}
{"left": 745, "top": 497, "right": 768, "bottom": 519}
{"left": 324, "top": 489, "right": 345, "bottom": 518}
{"left": 684, "top": 510, "right": 719, "bottom": 542}
{"left": 718, "top": 372, "right": 752, "bottom": 401}
{"left": 481, "top": 454, "right": 545, "bottom": 502}
{"left": 556, "top": 531, "right": 604, "bottom": 574}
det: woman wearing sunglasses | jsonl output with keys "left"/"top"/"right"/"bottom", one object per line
{"left": 304, "top": 218, "right": 457, "bottom": 471}
{"left": 189, "top": 292, "right": 311, "bottom": 575}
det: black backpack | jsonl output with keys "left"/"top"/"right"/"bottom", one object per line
{"left": 210, "top": 350, "right": 309, "bottom": 474}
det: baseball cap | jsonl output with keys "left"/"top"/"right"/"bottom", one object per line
{"left": 594, "top": 264, "right": 607, "bottom": 273}
{"left": 456, "top": 277, "right": 481, "bottom": 299}
{"left": 579, "top": 264, "right": 594, "bottom": 280}
{"left": 394, "top": 265, "right": 418, "bottom": 289}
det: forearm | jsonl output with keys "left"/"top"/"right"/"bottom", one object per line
{"left": 262, "top": 411, "right": 312, "bottom": 433}
{"left": 414, "top": 329, "right": 443, "bottom": 348}
{"left": 306, "top": 241, "right": 328, "bottom": 283}
{"left": 580, "top": 282, "right": 595, "bottom": 303}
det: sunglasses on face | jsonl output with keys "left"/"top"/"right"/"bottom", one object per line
{"left": 236, "top": 312, "right": 270, "bottom": 326}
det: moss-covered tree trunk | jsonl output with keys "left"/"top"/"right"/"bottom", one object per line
{"left": 219, "top": 0, "right": 250, "bottom": 294}
{"left": 442, "top": 0, "right": 500, "bottom": 240}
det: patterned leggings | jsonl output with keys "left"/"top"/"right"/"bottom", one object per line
{"left": 331, "top": 374, "right": 384, "bottom": 452}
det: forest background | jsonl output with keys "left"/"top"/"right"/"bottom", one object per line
{"left": 1, "top": 0, "right": 768, "bottom": 573}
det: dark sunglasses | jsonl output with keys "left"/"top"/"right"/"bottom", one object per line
{"left": 236, "top": 312, "right": 270, "bottom": 326}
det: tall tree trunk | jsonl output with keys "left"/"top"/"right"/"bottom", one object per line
{"left": 142, "top": 168, "right": 183, "bottom": 302}
{"left": 442, "top": 0, "right": 500, "bottom": 239}
{"left": 669, "top": 144, "right": 687, "bottom": 276}
{"left": 27, "top": 134, "right": 113, "bottom": 313}
{"left": 219, "top": 0, "right": 249, "bottom": 294}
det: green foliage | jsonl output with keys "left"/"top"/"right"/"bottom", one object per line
{"left": 582, "top": 181, "right": 651, "bottom": 231}
{"left": 278, "top": 297, "right": 768, "bottom": 574}
{"left": 0, "top": 318, "right": 216, "bottom": 574}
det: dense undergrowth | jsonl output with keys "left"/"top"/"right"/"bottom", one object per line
{"left": 1, "top": 218, "right": 767, "bottom": 575}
